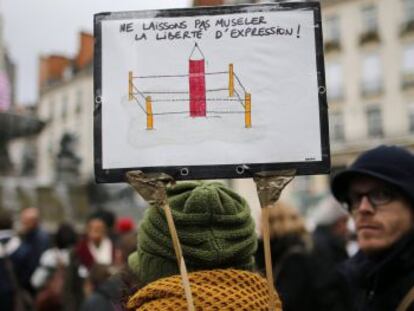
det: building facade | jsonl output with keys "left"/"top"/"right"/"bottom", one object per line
{"left": 322, "top": 0, "right": 414, "bottom": 167}
{"left": 35, "top": 33, "right": 146, "bottom": 223}
{"left": 36, "top": 32, "right": 94, "bottom": 185}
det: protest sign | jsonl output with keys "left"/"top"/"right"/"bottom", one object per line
{"left": 94, "top": 2, "right": 330, "bottom": 182}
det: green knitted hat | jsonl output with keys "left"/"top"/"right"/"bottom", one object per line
{"left": 128, "top": 181, "right": 257, "bottom": 285}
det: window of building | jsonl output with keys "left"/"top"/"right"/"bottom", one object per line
{"left": 326, "top": 62, "right": 343, "bottom": 100}
{"left": 325, "top": 15, "right": 341, "bottom": 43}
{"left": 53, "top": 99, "right": 59, "bottom": 121}
{"left": 361, "top": 5, "right": 378, "bottom": 33}
{"left": 47, "top": 99, "right": 54, "bottom": 121}
{"left": 366, "top": 106, "right": 383, "bottom": 138}
{"left": 61, "top": 95, "right": 68, "bottom": 120}
{"left": 403, "top": 43, "right": 414, "bottom": 74}
{"left": 329, "top": 111, "right": 345, "bottom": 142}
{"left": 403, "top": 0, "right": 414, "bottom": 23}
{"left": 402, "top": 43, "right": 414, "bottom": 88}
{"left": 76, "top": 89, "right": 83, "bottom": 114}
{"left": 48, "top": 132, "right": 54, "bottom": 155}
{"left": 63, "top": 67, "right": 73, "bottom": 81}
{"left": 408, "top": 103, "right": 414, "bottom": 132}
{"left": 362, "top": 53, "right": 382, "bottom": 95}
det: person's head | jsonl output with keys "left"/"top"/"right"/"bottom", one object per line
{"left": 0, "top": 209, "right": 13, "bottom": 230}
{"left": 118, "top": 232, "right": 137, "bottom": 264}
{"left": 266, "top": 201, "right": 307, "bottom": 239}
{"left": 331, "top": 145, "right": 414, "bottom": 255}
{"left": 83, "top": 264, "right": 112, "bottom": 296}
{"left": 128, "top": 181, "right": 257, "bottom": 286}
{"left": 116, "top": 217, "right": 135, "bottom": 235}
{"left": 86, "top": 214, "right": 108, "bottom": 245}
{"left": 20, "top": 207, "right": 40, "bottom": 233}
{"left": 55, "top": 223, "right": 78, "bottom": 249}
{"left": 94, "top": 209, "right": 116, "bottom": 232}
{"left": 312, "top": 196, "right": 349, "bottom": 239}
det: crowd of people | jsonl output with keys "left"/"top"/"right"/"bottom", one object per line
{"left": 0, "top": 144, "right": 413, "bottom": 310}
{"left": 0, "top": 207, "right": 137, "bottom": 311}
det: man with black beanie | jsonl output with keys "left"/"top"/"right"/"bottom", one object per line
{"left": 331, "top": 145, "right": 414, "bottom": 311}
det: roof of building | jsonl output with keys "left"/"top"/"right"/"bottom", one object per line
{"left": 38, "top": 32, "right": 93, "bottom": 91}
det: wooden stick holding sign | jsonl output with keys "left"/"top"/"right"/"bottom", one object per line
{"left": 126, "top": 171, "right": 195, "bottom": 311}
{"left": 253, "top": 169, "right": 296, "bottom": 311}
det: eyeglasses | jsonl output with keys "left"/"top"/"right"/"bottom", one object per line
{"left": 344, "top": 188, "right": 398, "bottom": 212}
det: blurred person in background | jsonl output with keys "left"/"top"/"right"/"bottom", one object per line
{"left": 74, "top": 212, "right": 115, "bottom": 271}
{"left": 113, "top": 217, "right": 136, "bottom": 266}
{"left": 19, "top": 207, "right": 50, "bottom": 294}
{"left": 31, "top": 223, "right": 78, "bottom": 290}
{"left": 65, "top": 212, "right": 116, "bottom": 311}
{"left": 95, "top": 209, "right": 117, "bottom": 243}
{"left": 80, "top": 264, "right": 116, "bottom": 311}
{"left": 312, "top": 196, "right": 349, "bottom": 267}
{"left": 0, "top": 209, "right": 32, "bottom": 311}
{"left": 81, "top": 231, "right": 138, "bottom": 311}
{"left": 81, "top": 232, "right": 137, "bottom": 311}
{"left": 255, "top": 201, "right": 318, "bottom": 311}
{"left": 31, "top": 223, "right": 78, "bottom": 311}
{"left": 310, "top": 196, "right": 352, "bottom": 311}
{"left": 332, "top": 145, "right": 414, "bottom": 310}
{"left": 115, "top": 216, "right": 135, "bottom": 237}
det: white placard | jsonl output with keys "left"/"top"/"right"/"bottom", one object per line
{"left": 95, "top": 3, "right": 329, "bottom": 181}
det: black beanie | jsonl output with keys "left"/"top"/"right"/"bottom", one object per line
{"left": 331, "top": 145, "right": 414, "bottom": 205}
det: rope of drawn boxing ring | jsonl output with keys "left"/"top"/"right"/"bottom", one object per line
{"left": 127, "top": 43, "right": 252, "bottom": 130}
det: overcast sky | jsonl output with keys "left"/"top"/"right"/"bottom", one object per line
{"left": 0, "top": 0, "right": 192, "bottom": 104}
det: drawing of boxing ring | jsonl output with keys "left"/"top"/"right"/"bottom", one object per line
{"left": 127, "top": 43, "right": 252, "bottom": 130}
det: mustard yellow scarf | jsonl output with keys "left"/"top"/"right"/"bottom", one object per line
{"left": 127, "top": 269, "right": 282, "bottom": 310}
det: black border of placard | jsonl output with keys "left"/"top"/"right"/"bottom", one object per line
{"left": 94, "top": 2, "right": 330, "bottom": 183}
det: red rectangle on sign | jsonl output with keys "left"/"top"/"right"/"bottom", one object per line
{"left": 189, "top": 59, "right": 206, "bottom": 117}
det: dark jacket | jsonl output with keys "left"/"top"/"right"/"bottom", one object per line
{"left": 20, "top": 227, "right": 50, "bottom": 293}
{"left": 256, "top": 235, "right": 321, "bottom": 311}
{"left": 312, "top": 226, "right": 351, "bottom": 311}
{"left": 313, "top": 225, "right": 349, "bottom": 267}
{"left": 64, "top": 238, "right": 116, "bottom": 311}
{"left": 0, "top": 230, "right": 31, "bottom": 311}
{"left": 63, "top": 248, "right": 84, "bottom": 311}
{"left": 340, "top": 229, "right": 414, "bottom": 311}
{"left": 80, "top": 275, "right": 123, "bottom": 311}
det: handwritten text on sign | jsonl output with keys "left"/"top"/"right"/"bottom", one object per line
{"left": 119, "top": 15, "right": 302, "bottom": 41}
